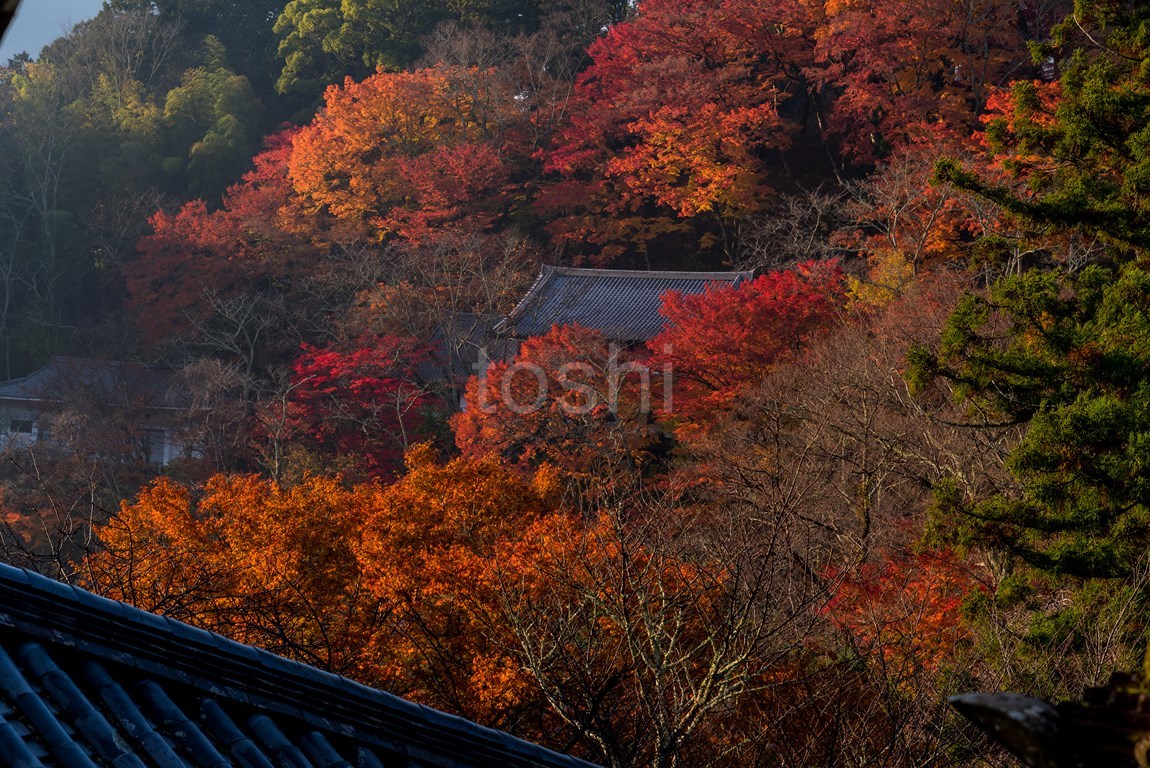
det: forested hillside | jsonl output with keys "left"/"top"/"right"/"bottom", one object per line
{"left": 3, "top": 0, "right": 1150, "bottom": 765}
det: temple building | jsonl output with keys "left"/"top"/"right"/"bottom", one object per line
{"left": 495, "top": 266, "right": 755, "bottom": 344}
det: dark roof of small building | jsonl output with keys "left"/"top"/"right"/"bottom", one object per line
{"left": 496, "top": 266, "right": 754, "bottom": 342}
{"left": 0, "top": 563, "right": 601, "bottom": 768}
{"left": 415, "top": 313, "right": 519, "bottom": 385}
{"left": 0, "top": 357, "right": 182, "bottom": 410}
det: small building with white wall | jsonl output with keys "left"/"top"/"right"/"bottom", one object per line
{"left": 0, "top": 356, "right": 188, "bottom": 466}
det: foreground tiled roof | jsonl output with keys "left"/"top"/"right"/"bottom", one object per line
{"left": 496, "top": 266, "right": 754, "bottom": 342}
{"left": 0, "top": 357, "right": 181, "bottom": 409}
{"left": 0, "top": 564, "right": 601, "bottom": 768}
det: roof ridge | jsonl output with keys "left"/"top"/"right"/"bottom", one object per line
{"left": 495, "top": 264, "right": 561, "bottom": 333}
{"left": 496, "top": 265, "right": 757, "bottom": 341}
{"left": 546, "top": 266, "right": 754, "bottom": 280}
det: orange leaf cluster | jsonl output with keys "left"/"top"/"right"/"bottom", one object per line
{"left": 84, "top": 446, "right": 559, "bottom": 726}
{"left": 85, "top": 473, "right": 374, "bottom": 670}
{"left": 289, "top": 66, "right": 519, "bottom": 241}
{"left": 353, "top": 443, "right": 555, "bottom": 722}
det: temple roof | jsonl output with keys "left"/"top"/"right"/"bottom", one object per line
{"left": 496, "top": 266, "right": 754, "bottom": 342}
{"left": 0, "top": 563, "right": 600, "bottom": 768}
{"left": 0, "top": 357, "right": 181, "bottom": 409}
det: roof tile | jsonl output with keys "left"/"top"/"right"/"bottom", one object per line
{"left": 0, "top": 563, "right": 603, "bottom": 768}
{"left": 0, "top": 357, "right": 182, "bottom": 409}
{"left": 498, "top": 266, "right": 753, "bottom": 342}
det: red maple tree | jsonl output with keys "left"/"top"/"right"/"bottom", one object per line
{"left": 127, "top": 128, "right": 310, "bottom": 342}
{"left": 649, "top": 260, "right": 845, "bottom": 423}
{"left": 282, "top": 336, "right": 436, "bottom": 478}
{"left": 452, "top": 324, "right": 662, "bottom": 482}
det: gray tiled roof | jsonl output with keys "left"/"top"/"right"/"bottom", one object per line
{"left": 415, "top": 313, "right": 518, "bottom": 385}
{"left": 0, "top": 357, "right": 182, "bottom": 409}
{"left": 0, "top": 564, "right": 601, "bottom": 768}
{"left": 496, "top": 267, "right": 754, "bottom": 342}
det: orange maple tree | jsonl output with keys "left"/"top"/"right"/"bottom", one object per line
{"left": 288, "top": 65, "right": 522, "bottom": 242}
{"left": 83, "top": 446, "right": 561, "bottom": 729}
{"left": 83, "top": 473, "right": 377, "bottom": 673}
{"left": 352, "top": 443, "right": 559, "bottom": 726}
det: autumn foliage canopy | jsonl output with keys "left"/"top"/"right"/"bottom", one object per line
{"left": 17, "top": 0, "right": 1150, "bottom": 765}
{"left": 650, "top": 260, "right": 845, "bottom": 421}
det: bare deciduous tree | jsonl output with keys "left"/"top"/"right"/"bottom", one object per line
{"left": 494, "top": 490, "right": 828, "bottom": 768}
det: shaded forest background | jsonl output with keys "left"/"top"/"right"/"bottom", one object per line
{"left": 4, "top": 0, "right": 1150, "bottom": 766}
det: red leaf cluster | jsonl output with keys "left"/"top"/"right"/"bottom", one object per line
{"left": 649, "top": 260, "right": 845, "bottom": 423}
{"left": 283, "top": 336, "right": 435, "bottom": 478}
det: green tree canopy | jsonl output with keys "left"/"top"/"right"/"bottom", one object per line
{"left": 271, "top": 0, "right": 553, "bottom": 96}
{"left": 110, "top": 0, "right": 289, "bottom": 95}
{"left": 936, "top": 0, "right": 1150, "bottom": 255}
{"left": 162, "top": 40, "right": 261, "bottom": 197}
{"left": 911, "top": 263, "right": 1150, "bottom": 579}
